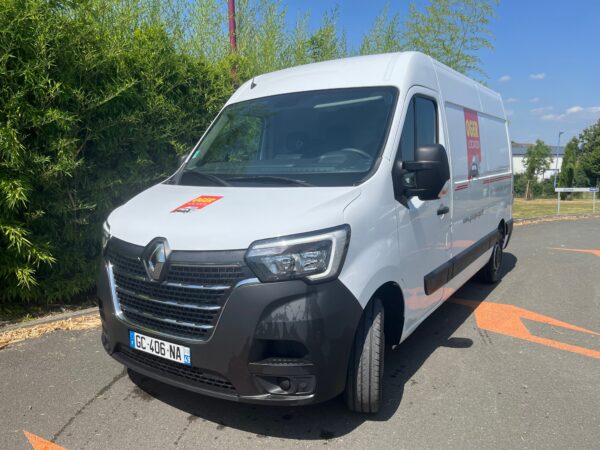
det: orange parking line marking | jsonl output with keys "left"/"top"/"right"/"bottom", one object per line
{"left": 550, "top": 248, "right": 600, "bottom": 257}
{"left": 451, "top": 299, "right": 600, "bottom": 360}
{"left": 24, "top": 431, "right": 66, "bottom": 450}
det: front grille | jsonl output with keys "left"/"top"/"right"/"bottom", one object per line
{"left": 118, "top": 346, "right": 236, "bottom": 393}
{"left": 113, "top": 272, "right": 225, "bottom": 306}
{"left": 106, "top": 244, "right": 250, "bottom": 340}
{"left": 107, "top": 248, "right": 146, "bottom": 278}
{"left": 167, "top": 265, "right": 247, "bottom": 285}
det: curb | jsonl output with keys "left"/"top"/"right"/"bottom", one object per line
{"left": 514, "top": 213, "right": 600, "bottom": 226}
{"left": 0, "top": 307, "right": 99, "bottom": 333}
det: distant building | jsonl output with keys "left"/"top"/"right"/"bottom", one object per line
{"left": 512, "top": 142, "right": 565, "bottom": 179}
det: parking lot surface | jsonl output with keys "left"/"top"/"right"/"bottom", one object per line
{"left": 1, "top": 219, "right": 599, "bottom": 449}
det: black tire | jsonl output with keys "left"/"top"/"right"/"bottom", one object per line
{"left": 344, "top": 298, "right": 385, "bottom": 414}
{"left": 477, "top": 234, "right": 504, "bottom": 284}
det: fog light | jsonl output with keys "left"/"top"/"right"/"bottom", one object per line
{"left": 254, "top": 375, "right": 316, "bottom": 396}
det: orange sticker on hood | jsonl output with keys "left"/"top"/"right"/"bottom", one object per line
{"left": 171, "top": 195, "right": 222, "bottom": 213}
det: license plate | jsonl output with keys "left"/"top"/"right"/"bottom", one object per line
{"left": 129, "top": 331, "right": 191, "bottom": 366}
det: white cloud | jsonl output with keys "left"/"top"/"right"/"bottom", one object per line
{"left": 541, "top": 114, "right": 565, "bottom": 121}
{"left": 505, "top": 109, "right": 514, "bottom": 117}
{"left": 530, "top": 97, "right": 541, "bottom": 103}
{"left": 505, "top": 97, "right": 518, "bottom": 104}
{"left": 566, "top": 106, "right": 583, "bottom": 114}
{"left": 564, "top": 105, "right": 600, "bottom": 115}
{"left": 530, "top": 106, "right": 553, "bottom": 115}
{"left": 539, "top": 105, "right": 600, "bottom": 122}
{"left": 529, "top": 73, "right": 546, "bottom": 80}
{"left": 498, "top": 75, "right": 511, "bottom": 83}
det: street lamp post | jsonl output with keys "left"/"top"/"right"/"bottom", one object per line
{"left": 553, "top": 131, "right": 564, "bottom": 188}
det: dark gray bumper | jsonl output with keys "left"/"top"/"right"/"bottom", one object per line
{"left": 98, "top": 262, "right": 363, "bottom": 405}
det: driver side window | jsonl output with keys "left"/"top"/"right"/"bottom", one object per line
{"left": 398, "top": 96, "right": 438, "bottom": 162}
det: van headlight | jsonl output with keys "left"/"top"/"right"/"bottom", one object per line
{"left": 102, "top": 221, "right": 111, "bottom": 252}
{"left": 245, "top": 225, "right": 350, "bottom": 283}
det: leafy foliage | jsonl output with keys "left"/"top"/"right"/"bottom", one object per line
{"left": 522, "top": 140, "right": 552, "bottom": 199}
{"left": 559, "top": 138, "right": 578, "bottom": 188}
{"left": 523, "top": 140, "right": 552, "bottom": 179}
{"left": 513, "top": 173, "right": 555, "bottom": 199}
{"left": 0, "top": 0, "right": 233, "bottom": 302}
{"left": 403, "top": 0, "right": 498, "bottom": 77}
{"left": 578, "top": 119, "right": 600, "bottom": 187}
{"left": 557, "top": 120, "right": 600, "bottom": 190}
{"left": 360, "top": 4, "right": 403, "bottom": 55}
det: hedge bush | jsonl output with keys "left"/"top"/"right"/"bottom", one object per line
{"left": 0, "top": 0, "right": 234, "bottom": 302}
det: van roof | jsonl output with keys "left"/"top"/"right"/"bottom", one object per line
{"left": 227, "top": 51, "right": 506, "bottom": 120}
{"left": 229, "top": 52, "right": 421, "bottom": 104}
{"left": 229, "top": 52, "right": 500, "bottom": 110}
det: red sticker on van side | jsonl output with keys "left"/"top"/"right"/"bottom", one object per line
{"left": 464, "top": 109, "right": 481, "bottom": 179}
{"left": 171, "top": 195, "right": 222, "bottom": 213}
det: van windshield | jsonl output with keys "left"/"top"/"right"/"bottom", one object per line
{"left": 177, "top": 87, "right": 397, "bottom": 187}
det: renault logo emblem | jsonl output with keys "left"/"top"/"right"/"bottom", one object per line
{"left": 143, "top": 238, "right": 170, "bottom": 282}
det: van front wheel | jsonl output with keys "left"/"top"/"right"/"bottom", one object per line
{"left": 477, "top": 237, "right": 504, "bottom": 283}
{"left": 344, "top": 298, "right": 384, "bottom": 414}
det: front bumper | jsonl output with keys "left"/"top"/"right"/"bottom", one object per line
{"left": 98, "top": 261, "right": 363, "bottom": 405}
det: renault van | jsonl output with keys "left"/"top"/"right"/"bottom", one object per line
{"left": 98, "top": 52, "right": 513, "bottom": 413}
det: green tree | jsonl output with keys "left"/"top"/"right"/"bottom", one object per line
{"left": 305, "top": 8, "right": 347, "bottom": 63}
{"left": 402, "top": 0, "right": 498, "bottom": 76}
{"left": 184, "top": 0, "right": 229, "bottom": 62}
{"left": 236, "top": 0, "right": 288, "bottom": 75}
{"left": 522, "top": 140, "right": 552, "bottom": 199}
{"left": 284, "top": 12, "right": 312, "bottom": 66}
{"left": 360, "top": 3, "right": 403, "bottom": 55}
{"left": 558, "top": 137, "right": 578, "bottom": 188}
{"left": 578, "top": 119, "right": 600, "bottom": 187}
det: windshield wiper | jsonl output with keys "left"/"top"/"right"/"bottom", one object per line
{"left": 180, "top": 170, "right": 230, "bottom": 186}
{"left": 225, "top": 175, "right": 314, "bottom": 187}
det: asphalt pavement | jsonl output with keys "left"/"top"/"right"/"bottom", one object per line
{"left": 1, "top": 219, "right": 599, "bottom": 449}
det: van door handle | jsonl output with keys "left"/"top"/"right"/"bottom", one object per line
{"left": 437, "top": 205, "right": 449, "bottom": 216}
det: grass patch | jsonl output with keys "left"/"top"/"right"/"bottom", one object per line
{"left": 0, "top": 313, "right": 100, "bottom": 349}
{"left": 513, "top": 198, "right": 599, "bottom": 219}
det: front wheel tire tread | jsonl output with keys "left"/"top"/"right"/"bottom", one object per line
{"left": 344, "top": 298, "right": 384, "bottom": 414}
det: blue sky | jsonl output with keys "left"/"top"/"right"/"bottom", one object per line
{"left": 284, "top": 0, "right": 600, "bottom": 145}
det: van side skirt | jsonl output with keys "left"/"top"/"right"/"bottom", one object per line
{"left": 424, "top": 229, "right": 500, "bottom": 295}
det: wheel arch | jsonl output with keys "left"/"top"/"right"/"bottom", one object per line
{"left": 498, "top": 218, "right": 510, "bottom": 246}
{"left": 370, "top": 281, "right": 405, "bottom": 346}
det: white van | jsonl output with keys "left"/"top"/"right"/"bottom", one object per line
{"left": 98, "top": 52, "right": 513, "bottom": 413}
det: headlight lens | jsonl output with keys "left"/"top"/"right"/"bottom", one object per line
{"left": 101, "top": 221, "right": 110, "bottom": 252}
{"left": 245, "top": 225, "right": 350, "bottom": 283}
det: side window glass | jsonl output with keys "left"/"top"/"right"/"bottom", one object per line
{"left": 415, "top": 97, "right": 437, "bottom": 148}
{"left": 399, "top": 99, "right": 415, "bottom": 161}
{"left": 397, "top": 96, "right": 437, "bottom": 163}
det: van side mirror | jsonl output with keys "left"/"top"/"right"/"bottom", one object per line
{"left": 393, "top": 144, "right": 450, "bottom": 202}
